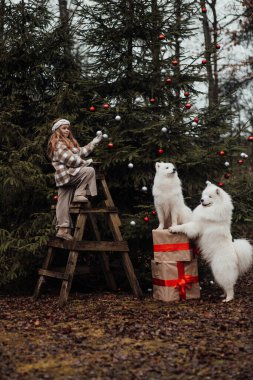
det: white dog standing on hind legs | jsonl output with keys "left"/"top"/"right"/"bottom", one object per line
{"left": 169, "top": 181, "right": 253, "bottom": 302}
{"left": 152, "top": 162, "right": 192, "bottom": 229}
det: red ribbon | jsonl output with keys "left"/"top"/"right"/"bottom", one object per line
{"left": 153, "top": 243, "right": 191, "bottom": 252}
{"left": 152, "top": 262, "right": 199, "bottom": 299}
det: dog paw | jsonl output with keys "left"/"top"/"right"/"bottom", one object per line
{"left": 156, "top": 226, "right": 164, "bottom": 230}
{"left": 169, "top": 226, "right": 179, "bottom": 234}
{"left": 222, "top": 297, "right": 234, "bottom": 303}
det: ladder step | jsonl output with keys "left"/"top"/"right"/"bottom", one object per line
{"left": 38, "top": 269, "right": 69, "bottom": 280}
{"left": 48, "top": 239, "right": 129, "bottom": 252}
{"left": 69, "top": 207, "right": 119, "bottom": 214}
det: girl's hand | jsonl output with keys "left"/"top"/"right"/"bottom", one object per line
{"left": 92, "top": 135, "right": 103, "bottom": 146}
{"left": 84, "top": 158, "right": 93, "bottom": 166}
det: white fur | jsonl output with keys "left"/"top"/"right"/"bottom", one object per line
{"left": 169, "top": 181, "right": 253, "bottom": 302}
{"left": 152, "top": 162, "right": 192, "bottom": 229}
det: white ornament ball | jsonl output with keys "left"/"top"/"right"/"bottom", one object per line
{"left": 102, "top": 133, "right": 108, "bottom": 139}
{"left": 142, "top": 186, "right": 148, "bottom": 192}
{"left": 96, "top": 130, "right": 102, "bottom": 136}
{"left": 115, "top": 115, "right": 121, "bottom": 121}
{"left": 128, "top": 163, "right": 134, "bottom": 169}
{"left": 224, "top": 161, "right": 230, "bottom": 167}
{"left": 192, "top": 122, "right": 198, "bottom": 127}
{"left": 161, "top": 68, "right": 166, "bottom": 74}
{"left": 161, "top": 127, "right": 168, "bottom": 133}
{"left": 240, "top": 152, "right": 248, "bottom": 158}
{"left": 130, "top": 220, "right": 136, "bottom": 226}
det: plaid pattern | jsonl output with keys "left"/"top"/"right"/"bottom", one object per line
{"left": 52, "top": 141, "right": 95, "bottom": 187}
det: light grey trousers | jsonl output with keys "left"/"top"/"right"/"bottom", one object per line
{"left": 56, "top": 166, "right": 97, "bottom": 229}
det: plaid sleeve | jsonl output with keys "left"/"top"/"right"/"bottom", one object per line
{"left": 80, "top": 141, "right": 95, "bottom": 158}
{"left": 55, "top": 144, "right": 85, "bottom": 168}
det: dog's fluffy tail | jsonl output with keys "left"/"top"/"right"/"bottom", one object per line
{"left": 233, "top": 239, "right": 253, "bottom": 275}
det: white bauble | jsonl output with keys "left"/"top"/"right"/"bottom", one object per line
{"left": 96, "top": 130, "right": 102, "bottom": 136}
{"left": 115, "top": 115, "right": 121, "bottom": 121}
{"left": 161, "top": 127, "right": 168, "bottom": 133}
{"left": 192, "top": 122, "right": 198, "bottom": 127}
{"left": 224, "top": 161, "right": 230, "bottom": 167}
{"left": 128, "top": 163, "right": 134, "bottom": 169}
{"left": 102, "top": 133, "right": 108, "bottom": 139}
{"left": 142, "top": 186, "right": 148, "bottom": 192}
{"left": 130, "top": 220, "right": 136, "bottom": 226}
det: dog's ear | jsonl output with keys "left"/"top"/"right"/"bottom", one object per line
{"left": 155, "top": 162, "right": 160, "bottom": 170}
{"left": 206, "top": 181, "right": 212, "bottom": 186}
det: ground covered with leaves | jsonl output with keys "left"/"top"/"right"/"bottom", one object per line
{"left": 0, "top": 271, "right": 252, "bottom": 380}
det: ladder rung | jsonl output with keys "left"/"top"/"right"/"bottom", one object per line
{"left": 38, "top": 269, "right": 69, "bottom": 280}
{"left": 70, "top": 207, "right": 118, "bottom": 214}
{"left": 48, "top": 239, "right": 129, "bottom": 252}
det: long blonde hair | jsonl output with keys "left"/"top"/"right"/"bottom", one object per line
{"left": 47, "top": 118, "right": 80, "bottom": 159}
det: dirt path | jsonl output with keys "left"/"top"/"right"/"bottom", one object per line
{"left": 0, "top": 272, "right": 252, "bottom": 380}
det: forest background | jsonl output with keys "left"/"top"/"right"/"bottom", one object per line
{"left": 0, "top": 0, "right": 252, "bottom": 292}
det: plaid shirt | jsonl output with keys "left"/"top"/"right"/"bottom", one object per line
{"left": 52, "top": 141, "right": 95, "bottom": 187}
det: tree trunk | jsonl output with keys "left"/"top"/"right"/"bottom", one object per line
{"left": 58, "top": 0, "right": 71, "bottom": 56}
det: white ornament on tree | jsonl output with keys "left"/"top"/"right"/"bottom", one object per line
{"left": 102, "top": 133, "right": 108, "bottom": 139}
{"left": 115, "top": 115, "right": 121, "bottom": 121}
{"left": 224, "top": 161, "right": 230, "bottom": 167}
{"left": 130, "top": 220, "right": 136, "bottom": 226}
{"left": 161, "top": 127, "right": 168, "bottom": 133}
{"left": 240, "top": 152, "right": 248, "bottom": 158}
{"left": 141, "top": 186, "right": 148, "bottom": 192}
{"left": 192, "top": 122, "right": 198, "bottom": 127}
{"left": 96, "top": 130, "right": 102, "bottom": 136}
{"left": 128, "top": 163, "right": 134, "bottom": 169}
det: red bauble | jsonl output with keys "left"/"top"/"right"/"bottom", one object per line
{"left": 108, "top": 142, "right": 114, "bottom": 149}
{"left": 152, "top": 210, "right": 157, "bottom": 216}
{"left": 219, "top": 150, "right": 225, "bottom": 156}
{"left": 103, "top": 103, "right": 110, "bottom": 110}
{"left": 202, "top": 7, "right": 207, "bottom": 13}
{"left": 194, "top": 117, "right": 199, "bottom": 123}
{"left": 202, "top": 59, "right": 207, "bottom": 65}
{"left": 143, "top": 216, "right": 149, "bottom": 222}
{"left": 165, "top": 78, "right": 172, "bottom": 84}
{"left": 158, "top": 148, "right": 164, "bottom": 155}
{"left": 185, "top": 103, "right": 192, "bottom": 109}
{"left": 53, "top": 195, "right": 58, "bottom": 201}
{"left": 149, "top": 97, "right": 156, "bottom": 103}
{"left": 216, "top": 43, "right": 221, "bottom": 49}
{"left": 90, "top": 106, "right": 95, "bottom": 112}
{"left": 184, "top": 91, "right": 190, "bottom": 97}
{"left": 248, "top": 136, "right": 253, "bottom": 141}
{"left": 224, "top": 173, "right": 231, "bottom": 179}
{"left": 238, "top": 159, "right": 244, "bottom": 165}
{"left": 218, "top": 182, "right": 224, "bottom": 187}
{"left": 172, "top": 59, "right": 178, "bottom": 66}
{"left": 159, "top": 33, "right": 166, "bottom": 40}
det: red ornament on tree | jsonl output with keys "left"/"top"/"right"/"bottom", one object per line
{"left": 238, "top": 159, "right": 244, "bottom": 165}
{"left": 165, "top": 78, "right": 172, "bottom": 84}
{"left": 216, "top": 43, "right": 221, "bottom": 49}
{"left": 218, "top": 182, "right": 224, "bottom": 187}
{"left": 185, "top": 103, "right": 192, "bottom": 109}
{"left": 202, "top": 59, "right": 207, "bottom": 65}
{"left": 158, "top": 148, "right": 164, "bottom": 155}
{"left": 219, "top": 150, "right": 225, "bottom": 156}
{"left": 194, "top": 117, "right": 199, "bottom": 123}
{"left": 144, "top": 216, "right": 149, "bottom": 222}
{"left": 172, "top": 59, "right": 178, "bottom": 66}
{"left": 184, "top": 91, "right": 190, "bottom": 97}
{"left": 224, "top": 173, "right": 231, "bottom": 179}
{"left": 152, "top": 210, "right": 157, "bottom": 216}
{"left": 248, "top": 136, "right": 253, "bottom": 141}
{"left": 108, "top": 142, "right": 114, "bottom": 149}
{"left": 103, "top": 103, "right": 110, "bottom": 110}
{"left": 201, "top": 7, "right": 207, "bottom": 13}
{"left": 90, "top": 106, "right": 95, "bottom": 112}
{"left": 149, "top": 97, "right": 156, "bottom": 103}
{"left": 159, "top": 33, "right": 166, "bottom": 40}
{"left": 53, "top": 195, "right": 58, "bottom": 201}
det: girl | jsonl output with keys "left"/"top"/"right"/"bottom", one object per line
{"left": 47, "top": 118, "right": 102, "bottom": 240}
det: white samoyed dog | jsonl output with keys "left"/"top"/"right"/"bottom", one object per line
{"left": 169, "top": 181, "right": 253, "bottom": 302}
{"left": 152, "top": 162, "right": 192, "bottom": 229}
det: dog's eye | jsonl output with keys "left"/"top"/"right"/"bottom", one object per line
{"left": 166, "top": 167, "right": 169, "bottom": 169}
{"left": 209, "top": 196, "right": 212, "bottom": 198}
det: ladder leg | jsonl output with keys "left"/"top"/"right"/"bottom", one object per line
{"left": 89, "top": 214, "right": 117, "bottom": 291}
{"left": 33, "top": 247, "right": 55, "bottom": 299}
{"left": 107, "top": 213, "right": 143, "bottom": 299}
{"left": 59, "top": 214, "right": 87, "bottom": 307}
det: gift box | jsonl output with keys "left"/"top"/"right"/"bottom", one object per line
{"left": 152, "top": 229, "right": 196, "bottom": 262}
{"left": 151, "top": 259, "right": 200, "bottom": 301}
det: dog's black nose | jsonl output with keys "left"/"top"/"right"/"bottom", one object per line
{"left": 173, "top": 168, "right": 177, "bottom": 173}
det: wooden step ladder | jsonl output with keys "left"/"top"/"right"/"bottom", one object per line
{"left": 33, "top": 164, "right": 143, "bottom": 306}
